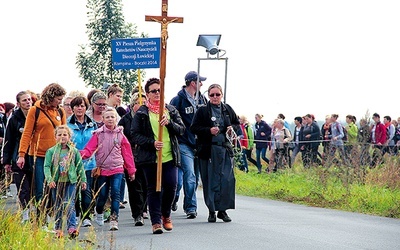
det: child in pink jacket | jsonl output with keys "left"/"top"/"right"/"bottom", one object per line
{"left": 80, "top": 107, "right": 136, "bottom": 231}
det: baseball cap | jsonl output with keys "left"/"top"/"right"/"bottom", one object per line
{"left": 185, "top": 71, "right": 207, "bottom": 82}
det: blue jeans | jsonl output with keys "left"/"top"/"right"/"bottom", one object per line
{"left": 53, "top": 182, "right": 77, "bottom": 230}
{"left": 29, "top": 156, "right": 45, "bottom": 202}
{"left": 96, "top": 173, "right": 123, "bottom": 219}
{"left": 174, "top": 167, "right": 183, "bottom": 203}
{"left": 178, "top": 144, "right": 198, "bottom": 213}
{"left": 76, "top": 170, "right": 93, "bottom": 220}
{"left": 291, "top": 144, "right": 301, "bottom": 164}
{"left": 120, "top": 174, "right": 126, "bottom": 202}
{"left": 256, "top": 147, "right": 269, "bottom": 172}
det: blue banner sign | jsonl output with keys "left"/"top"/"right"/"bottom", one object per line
{"left": 111, "top": 37, "right": 161, "bottom": 70}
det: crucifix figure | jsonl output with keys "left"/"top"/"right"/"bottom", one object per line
{"left": 145, "top": 0, "right": 183, "bottom": 191}
{"left": 150, "top": 17, "right": 179, "bottom": 49}
{"left": 146, "top": 2, "right": 183, "bottom": 50}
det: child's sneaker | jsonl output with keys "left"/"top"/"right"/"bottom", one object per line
{"left": 21, "top": 209, "right": 30, "bottom": 224}
{"left": 103, "top": 210, "right": 111, "bottom": 222}
{"left": 42, "top": 225, "right": 56, "bottom": 234}
{"left": 55, "top": 229, "right": 63, "bottom": 238}
{"left": 82, "top": 218, "right": 92, "bottom": 227}
{"left": 110, "top": 220, "right": 118, "bottom": 231}
{"left": 68, "top": 228, "right": 79, "bottom": 239}
{"left": 95, "top": 213, "right": 104, "bottom": 226}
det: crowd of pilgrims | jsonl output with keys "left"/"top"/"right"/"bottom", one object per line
{"left": 0, "top": 72, "right": 240, "bottom": 236}
{"left": 1, "top": 78, "right": 399, "bottom": 237}
{"left": 236, "top": 112, "right": 400, "bottom": 174}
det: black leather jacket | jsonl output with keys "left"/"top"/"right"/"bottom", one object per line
{"left": 131, "top": 104, "right": 185, "bottom": 167}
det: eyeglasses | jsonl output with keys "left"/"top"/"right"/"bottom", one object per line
{"left": 63, "top": 104, "right": 71, "bottom": 107}
{"left": 148, "top": 89, "right": 161, "bottom": 94}
{"left": 94, "top": 103, "right": 107, "bottom": 107}
{"left": 209, "top": 93, "right": 221, "bottom": 97}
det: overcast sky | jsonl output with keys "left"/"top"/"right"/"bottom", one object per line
{"left": 1, "top": 0, "right": 399, "bottom": 124}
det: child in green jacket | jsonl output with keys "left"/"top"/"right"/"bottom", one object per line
{"left": 44, "top": 125, "right": 87, "bottom": 238}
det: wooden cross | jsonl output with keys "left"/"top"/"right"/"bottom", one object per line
{"left": 145, "top": 0, "right": 183, "bottom": 192}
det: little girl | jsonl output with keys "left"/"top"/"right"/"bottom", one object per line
{"left": 80, "top": 107, "right": 136, "bottom": 231}
{"left": 44, "top": 125, "right": 87, "bottom": 238}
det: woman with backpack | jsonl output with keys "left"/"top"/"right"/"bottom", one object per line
{"left": 17, "top": 83, "right": 67, "bottom": 224}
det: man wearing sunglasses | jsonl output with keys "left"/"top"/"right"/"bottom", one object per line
{"left": 169, "top": 71, "right": 207, "bottom": 219}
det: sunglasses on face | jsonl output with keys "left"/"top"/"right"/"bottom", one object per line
{"left": 209, "top": 93, "right": 221, "bottom": 97}
{"left": 94, "top": 103, "right": 107, "bottom": 107}
{"left": 148, "top": 89, "right": 161, "bottom": 94}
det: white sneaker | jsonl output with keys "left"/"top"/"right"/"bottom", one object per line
{"left": 82, "top": 218, "right": 92, "bottom": 227}
{"left": 110, "top": 220, "right": 118, "bottom": 231}
{"left": 41, "top": 225, "right": 56, "bottom": 234}
{"left": 21, "top": 209, "right": 30, "bottom": 223}
{"left": 46, "top": 214, "right": 51, "bottom": 224}
{"left": 95, "top": 213, "right": 104, "bottom": 226}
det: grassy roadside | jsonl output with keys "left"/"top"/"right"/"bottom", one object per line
{"left": 0, "top": 203, "right": 97, "bottom": 249}
{"left": 235, "top": 159, "right": 400, "bottom": 218}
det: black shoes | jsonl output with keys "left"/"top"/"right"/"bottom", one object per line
{"left": 186, "top": 211, "right": 197, "bottom": 219}
{"left": 208, "top": 212, "right": 216, "bottom": 222}
{"left": 171, "top": 201, "right": 178, "bottom": 212}
{"left": 217, "top": 211, "right": 232, "bottom": 222}
{"left": 208, "top": 211, "right": 232, "bottom": 222}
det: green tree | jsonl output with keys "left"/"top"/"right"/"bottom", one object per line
{"left": 76, "top": 0, "right": 146, "bottom": 103}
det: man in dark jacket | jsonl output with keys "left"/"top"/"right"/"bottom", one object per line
{"left": 301, "top": 114, "right": 321, "bottom": 167}
{"left": 169, "top": 71, "right": 207, "bottom": 219}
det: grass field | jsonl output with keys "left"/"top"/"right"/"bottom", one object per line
{"left": 235, "top": 156, "right": 400, "bottom": 218}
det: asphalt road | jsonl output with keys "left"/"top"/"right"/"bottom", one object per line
{"left": 3, "top": 184, "right": 400, "bottom": 250}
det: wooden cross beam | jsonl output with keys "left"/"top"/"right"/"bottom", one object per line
{"left": 145, "top": 0, "right": 183, "bottom": 192}
{"left": 145, "top": 1, "right": 183, "bottom": 51}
